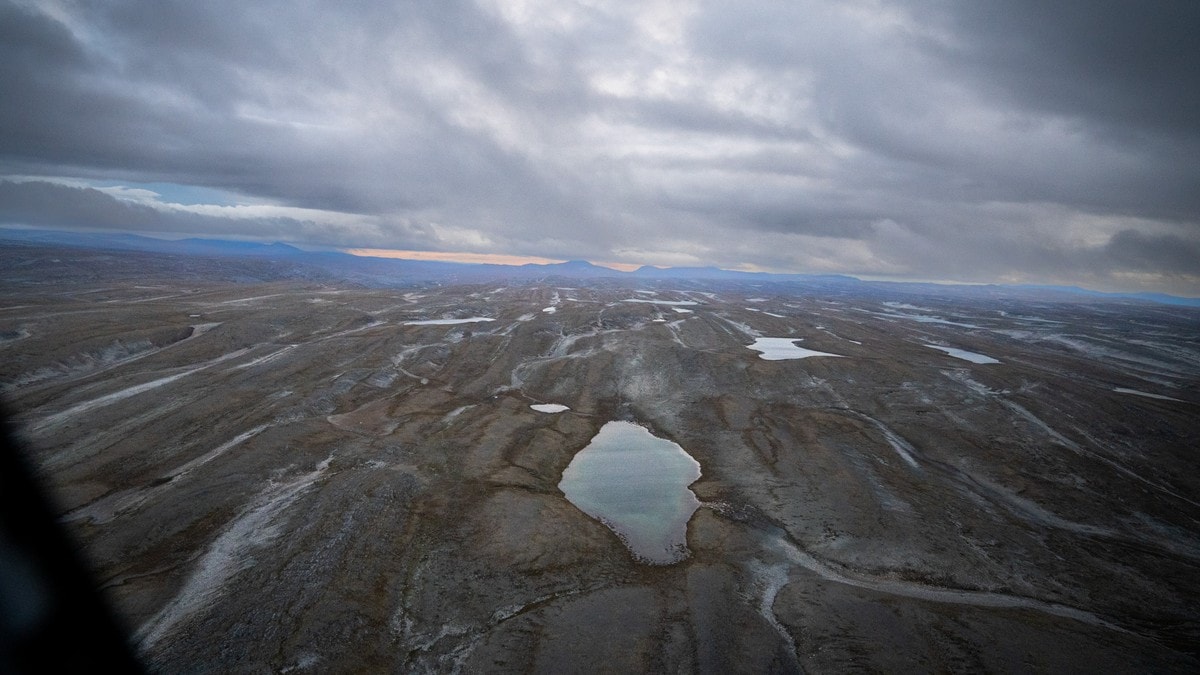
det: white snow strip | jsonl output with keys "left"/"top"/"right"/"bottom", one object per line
{"left": 766, "top": 534, "right": 1125, "bottom": 632}
{"left": 747, "top": 560, "right": 801, "bottom": 670}
{"left": 441, "top": 405, "right": 475, "bottom": 423}
{"left": 664, "top": 320, "right": 690, "bottom": 348}
{"left": 119, "top": 293, "right": 188, "bottom": 304}
{"left": 883, "top": 301, "right": 933, "bottom": 311}
{"left": 623, "top": 298, "right": 699, "bottom": 306}
{"left": 315, "top": 320, "right": 385, "bottom": 341}
{"left": 136, "top": 456, "right": 334, "bottom": 649}
{"left": 232, "top": 344, "right": 299, "bottom": 370}
{"left": 714, "top": 315, "right": 761, "bottom": 338}
{"left": 1016, "top": 316, "right": 1063, "bottom": 324}
{"left": 403, "top": 317, "right": 496, "bottom": 326}
{"left": 34, "top": 349, "right": 248, "bottom": 430}
{"left": 1002, "top": 400, "right": 1082, "bottom": 451}
{"left": 1114, "top": 388, "right": 1184, "bottom": 402}
{"left": 844, "top": 412, "right": 921, "bottom": 469}
{"left": 217, "top": 293, "right": 287, "bottom": 305}
{"left": 67, "top": 424, "right": 270, "bottom": 525}
{"left": 925, "top": 344, "right": 1000, "bottom": 364}
{"left": 875, "top": 308, "right": 979, "bottom": 328}
{"left": 972, "top": 475, "right": 1113, "bottom": 536}
{"left": 988, "top": 393, "right": 1200, "bottom": 509}
{"left": 875, "top": 425, "right": 921, "bottom": 468}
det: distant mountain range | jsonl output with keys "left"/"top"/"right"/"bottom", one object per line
{"left": 3, "top": 227, "right": 1199, "bottom": 307}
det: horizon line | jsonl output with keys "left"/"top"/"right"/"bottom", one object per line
{"left": 342, "top": 247, "right": 639, "bottom": 271}
{"left": 0, "top": 227, "right": 1194, "bottom": 300}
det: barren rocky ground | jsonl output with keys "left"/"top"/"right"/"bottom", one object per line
{"left": 3, "top": 244, "right": 1199, "bottom": 672}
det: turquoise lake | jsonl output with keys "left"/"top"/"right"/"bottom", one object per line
{"left": 558, "top": 421, "right": 702, "bottom": 564}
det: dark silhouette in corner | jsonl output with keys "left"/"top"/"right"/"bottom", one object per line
{"left": 0, "top": 403, "right": 144, "bottom": 673}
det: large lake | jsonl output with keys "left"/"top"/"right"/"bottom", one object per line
{"left": 559, "top": 421, "right": 702, "bottom": 564}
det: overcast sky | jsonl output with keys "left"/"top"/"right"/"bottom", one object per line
{"left": 2, "top": 0, "right": 1199, "bottom": 294}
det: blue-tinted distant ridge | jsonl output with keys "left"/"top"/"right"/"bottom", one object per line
{"left": 2, "top": 228, "right": 1197, "bottom": 306}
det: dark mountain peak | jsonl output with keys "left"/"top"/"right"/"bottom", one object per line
{"left": 556, "top": 259, "right": 601, "bottom": 269}
{"left": 521, "top": 259, "right": 617, "bottom": 277}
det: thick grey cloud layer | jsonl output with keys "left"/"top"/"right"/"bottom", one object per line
{"left": 2, "top": 0, "right": 1198, "bottom": 293}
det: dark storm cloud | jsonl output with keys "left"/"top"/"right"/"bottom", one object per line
{"left": 924, "top": 1, "right": 1200, "bottom": 218}
{"left": 0, "top": 180, "right": 161, "bottom": 230}
{"left": 1, "top": 0, "right": 1198, "bottom": 293}
{"left": 1104, "top": 230, "right": 1200, "bottom": 275}
{"left": 687, "top": 0, "right": 1200, "bottom": 220}
{"left": 0, "top": 1, "right": 577, "bottom": 214}
{"left": 0, "top": 180, "right": 432, "bottom": 248}
{"left": 934, "top": 1, "right": 1200, "bottom": 139}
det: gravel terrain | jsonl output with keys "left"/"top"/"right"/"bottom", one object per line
{"left": 3, "top": 245, "right": 1199, "bottom": 672}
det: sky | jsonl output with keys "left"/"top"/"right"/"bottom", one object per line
{"left": 1, "top": 0, "right": 1199, "bottom": 295}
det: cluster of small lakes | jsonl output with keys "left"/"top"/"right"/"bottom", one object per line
{"left": 542, "top": 326, "right": 1004, "bottom": 566}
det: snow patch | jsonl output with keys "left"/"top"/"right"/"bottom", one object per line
{"left": 530, "top": 403, "right": 569, "bottom": 413}
{"left": 747, "top": 338, "right": 844, "bottom": 361}
{"left": 925, "top": 344, "right": 1000, "bottom": 364}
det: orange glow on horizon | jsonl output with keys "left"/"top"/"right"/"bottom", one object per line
{"left": 344, "top": 248, "right": 639, "bottom": 271}
{"left": 594, "top": 260, "right": 640, "bottom": 272}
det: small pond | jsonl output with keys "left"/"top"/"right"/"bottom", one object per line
{"left": 559, "top": 421, "right": 702, "bottom": 564}
{"left": 531, "top": 403, "right": 570, "bottom": 413}
{"left": 747, "top": 337, "right": 843, "bottom": 360}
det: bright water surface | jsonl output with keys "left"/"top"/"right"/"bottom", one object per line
{"left": 530, "top": 403, "right": 569, "bottom": 413}
{"left": 748, "top": 337, "right": 844, "bottom": 360}
{"left": 559, "top": 421, "right": 701, "bottom": 564}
